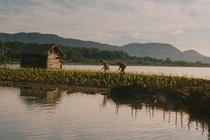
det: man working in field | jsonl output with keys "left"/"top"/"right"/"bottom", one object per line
{"left": 116, "top": 61, "right": 126, "bottom": 74}
{"left": 100, "top": 59, "right": 110, "bottom": 72}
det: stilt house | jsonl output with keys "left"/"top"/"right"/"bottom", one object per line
{"left": 21, "top": 44, "right": 64, "bottom": 69}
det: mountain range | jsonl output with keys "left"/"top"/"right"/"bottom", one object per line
{"left": 0, "top": 32, "right": 210, "bottom": 64}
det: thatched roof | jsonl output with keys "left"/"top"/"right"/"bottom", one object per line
{"left": 21, "top": 44, "right": 64, "bottom": 56}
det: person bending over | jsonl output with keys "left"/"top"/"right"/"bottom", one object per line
{"left": 116, "top": 61, "right": 126, "bottom": 74}
{"left": 100, "top": 59, "right": 110, "bottom": 72}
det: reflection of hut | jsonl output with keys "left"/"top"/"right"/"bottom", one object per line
{"left": 46, "top": 91, "right": 61, "bottom": 103}
{"left": 21, "top": 44, "right": 64, "bottom": 69}
{"left": 20, "top": 89, "right": 61, "bottom": 104}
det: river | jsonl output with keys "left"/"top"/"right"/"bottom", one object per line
{"left": 0, "top": 86, "right": 209, "bottom": 140}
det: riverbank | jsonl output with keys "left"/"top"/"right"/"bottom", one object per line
{"left": 0, "top": 81, "right": 109, "bottom": 94}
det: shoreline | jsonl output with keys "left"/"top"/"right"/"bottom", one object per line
{"left": 0, "top": 81, "right": 109, "bottom": 94}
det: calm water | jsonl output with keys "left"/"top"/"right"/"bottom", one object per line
{"left": 0, "top": 86, "right": 209, "bottom": 140}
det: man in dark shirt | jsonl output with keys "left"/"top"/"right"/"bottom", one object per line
{"left": 116, "top": 61, "right": 126, "bottom": 74}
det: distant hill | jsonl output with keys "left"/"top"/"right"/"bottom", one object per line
{"left": 0, "top": 32, "right": 118, "bottom": 50}
{"left": 181, "top": 50, "right": 210, "bottom": 63}
{"left": 120, "top": 43, "right": 210, "bottom": 63}
{"left": 120, "top": 43, "right": 182, "bottom": 59}
{"left": 0, "top": 32, "right": 210, "bottom": 64}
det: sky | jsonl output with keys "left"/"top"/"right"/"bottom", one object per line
{"left": 0, "top": 0, "right": 210, "bottom": 56}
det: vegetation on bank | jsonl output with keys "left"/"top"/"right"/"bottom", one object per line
{"left": 0, "top": 67, "right": 206, "bottom": 88}
{"left": 0, "top": 41, "right": 210, "bottom": 67}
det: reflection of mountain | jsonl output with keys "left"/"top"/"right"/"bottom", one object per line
{"left": 20, "top": 88, "right": 61, "bottom": 105}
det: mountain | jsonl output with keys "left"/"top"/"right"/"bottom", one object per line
{"left": 0, "top": 32, "right": 118, "bottom": 50}
{"left": 120, "top": 43, "right": 182, "bottom": 59}
{"left": 0, "top": 32, "right": 210, "bottom": 64}
{"left": 181, "top": 50, "right": 210, "bottom": 63}
{"left": 120, "top": 43, "right": 210, "bottom": 63}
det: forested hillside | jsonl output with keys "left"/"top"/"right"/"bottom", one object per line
{"left": 0, "top": 41, "right": 25, "bottom": 62}
{"left": 1, "top": 32, "right": 210, "bottom": 64}
{"left": 0, "top": 41, "right": 210, "bottom": 67}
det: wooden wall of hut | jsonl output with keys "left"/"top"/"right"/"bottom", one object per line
{"left": 21, "top": 54, "right": 47, "bottom": 68}
{"left": 47, "top": 53, "right": 62, "bottom": 69}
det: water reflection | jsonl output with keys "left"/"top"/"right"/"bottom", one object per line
{"left": 0, "top": 86, "right": 209, "bottom": 139}
{"left": 106, "top": 95, "right": 210, "bottom": 139}
{"left": 20, "top": 88, "right": 61, "bottom": 105}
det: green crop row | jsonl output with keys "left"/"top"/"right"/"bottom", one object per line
{"left": 0, "top": 68, "right": 208, "bottom": 90}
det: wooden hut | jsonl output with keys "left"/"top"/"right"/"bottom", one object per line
{"left": 21, "top": 44, "right": 64, "bottom": 69}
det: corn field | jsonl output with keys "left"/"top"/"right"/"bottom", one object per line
{"left": 0, "top": 68, "right": 209, "bottom": 91}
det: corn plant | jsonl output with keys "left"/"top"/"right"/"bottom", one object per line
{"left": 0, "top": 68, "right": 208, "bottom": 93}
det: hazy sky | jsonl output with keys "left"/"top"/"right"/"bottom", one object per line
{"left": 0, "top": 0, "right": 210, "bottom": 56}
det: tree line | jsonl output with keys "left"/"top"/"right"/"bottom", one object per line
{"left": 0, "top": 40, "right": 210, "bottom": 67}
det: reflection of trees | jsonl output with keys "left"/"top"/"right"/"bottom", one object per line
{"left": 105, "top": 95, "right": 210, "bottom": 137}
{"left": 188, "top": 115, "right": 210, "bottom": 138}
{"left": 20, "top": 88, "right": 61, "bottom": 105}
{"left": 110, "top": 97, "right": 143, "bottom": 115}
